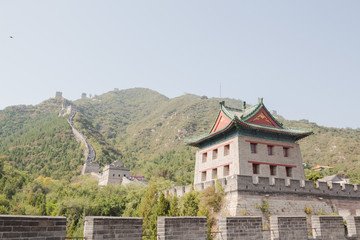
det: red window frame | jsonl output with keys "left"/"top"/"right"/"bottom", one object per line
{"left": 270, "top": 165, "right": 276, "bottom": 176}
{"left": 268, "top": 145, "right": 273, "bottom": 155}
{"left": 224, "top": 144, "right": 230, "bottom": 156}
{"left": 213, "top": 149, "right": 218, "bottom": 159}
{"left": 253, "top": 163, "right": 259, "bottom": 174}
{"left": 283, "top": 147, "right": 289, "bottom": 157}
{"left": 286, "top": 167, "right": 292, "bottom": 177}
{"left": 250, "top": 143, "right": 257, "bottom": 153}
{"left": 202, "top": 152, "right": 207, "bottom": 163}
{"left": 224, "top": 165, "right": 230, "bottom": 176}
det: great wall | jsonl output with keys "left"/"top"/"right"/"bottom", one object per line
{"left": 2, "top": 93, "right": 358, "bottom": 239}
{"left": 1, "top": 214, "right": 360, "bottom": 239}
{"left": 57, "top": 93, "right": 131, "bottom": 186}
{"left": 59, "top": 102, "right": 99, "bottom": 174}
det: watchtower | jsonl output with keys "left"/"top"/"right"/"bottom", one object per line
{"left": 186, "top": 98, "right": 313, "bottom": 185}
{"left": 55, "top": 92, "right": 63, "bottom": 99}
{"left": 99, "top": 160, "right": 130, "bottom": 186}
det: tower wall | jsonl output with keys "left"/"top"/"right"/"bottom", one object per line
{"left": 238, "top": 136, "right": 305, "bottom": 180}
{"left": 194, "top": 134, "right": 306, "bottom": 185}
{"left": 98, "top": 165, "right": 130, "bottom": 186}
{"left": 194, "top": 136, "right": 239, "bottom": 185}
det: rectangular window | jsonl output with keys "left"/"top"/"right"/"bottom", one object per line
{"left": 270, "top": 165, "right": 277, "bottom": 176}
{"left": 283, "top": 147, "right": 289, "bottom": 157}
{"left": 267, "top": 145, "right": 273, "bottom": 155}
{"left": 202, "top": 152, "right": 207, "bottom": 163}
{"left": 201, "top": 171, "right": 207, "bottom": 181}
{"left": 224, "top": 144, "right": 230, "bottom": 156}
{"left": 223, "top": 165, "right": 230, "bottom": 176}
{"left": 252, "top": 164, "right": 259, "bottom": 174}
{"left": 286, "top": 167, "right": 292, "bottom": 177}
{"left": 212, "top": 168, "right": 217, "bottom": 179}
{"left": 250, "top": 143, "right": 257, "bottom": 153}
{"left": 213, "top": 149, "right": 218, "bottom": 159}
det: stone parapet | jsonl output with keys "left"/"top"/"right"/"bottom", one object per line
{"left": 311, "top": 215, "right": 346, "bottom": 240}
{"left": 218, "top": 216, "right": 263, "bottom": 240}
{"left": 84, "top": 216, "right": 143, "bottom": 240}
{"left": 157, "top": 217, "right": 207, "bottom": 240}
{"left": 0, "top": 215, "right": 66, "bottom": 240}
{"left": 208, "top": 174, "right": 360, "bottom": 199}
{"left": 345, "top": 216, "right": 360, "bottom": 238}
{"left": 270, "top": 215, "right": 307, "bottom": 240}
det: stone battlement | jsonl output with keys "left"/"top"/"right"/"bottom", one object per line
{"left": 166, "top": 174, "right": 360, "bottom": 199}
{"left": 3, "top": 215, "right": 360, "bottom": 240}
{"left": 193, "top": 174, "right": 360, "bottom": 199}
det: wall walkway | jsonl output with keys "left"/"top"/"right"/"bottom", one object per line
{"left": 2, "top": 214, "right": 360, "bottom": 239}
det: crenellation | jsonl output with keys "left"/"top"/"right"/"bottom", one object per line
{"left": 316, "top": 181, "right": 328, "bottom": 192}
{"left": 0, "top": 215, "right": 66, "bottom": 240}
{"left": 204, "top": 179, "right": 215, "bottom": 189}
{"left": 175, "top": 186, "right": 185, "bottom": 197}
{"left": 4, "top": 214, "right": 360, "bottom": 239}
{"left": 332, "top": 182, "right": 343, "bottom": 193}
{"left": 197, "top": 175, "right": 360, "bottom": 200}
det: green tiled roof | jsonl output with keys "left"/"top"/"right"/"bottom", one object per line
{"left": 185, "top": 99, "right": 313, "bottom": 146}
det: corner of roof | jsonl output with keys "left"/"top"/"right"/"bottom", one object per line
{"left": 220, "top": 102, "right": 236, "bottom": 120}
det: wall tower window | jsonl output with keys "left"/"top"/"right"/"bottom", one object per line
{"left": 270, "top": 165, "right": 277, "bottom": 176}
{"left": 212, "top": 168, "right": 218, "bottom": 179}
{"left": 252, "top": 164, "right": 259, "bottom": 174}
{"left": 286, "top": 167, "right": 292, "bottom": 177}
{"left": 250, "top": 143, "right": 257, "bottom": 153}
{"left": 283, "top": 147, "right": 289, "bottom": 157}
{"left": 201, "top": 171, "right": 207, "bottom": 181}
{"left": 224, "top": 144, "right": 230, "bottom": 156}
{"left": 213, "top": 149, "right": 218, "bottom": 159}
{"left": 202, "top": 152, "right": 207, "bottom": 163}
{"left": 223, "top": 165, "right": 230, "bottom": 176}
{"left": 267, "top": 145, "right": 273, "bottom": 155}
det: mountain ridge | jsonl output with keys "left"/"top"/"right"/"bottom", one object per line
{"left": 0, "top": 87, "right": 359, "bottom": 184}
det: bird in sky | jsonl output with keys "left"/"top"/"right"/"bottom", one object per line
{"left": 9, "top": 36, "right": 13, "bottom": 38}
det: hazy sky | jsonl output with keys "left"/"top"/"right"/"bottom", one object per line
{"left": 1, "top": 1, "right": 359, "bottom": 129}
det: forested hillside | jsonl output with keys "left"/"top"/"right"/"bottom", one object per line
{"left": 0, "top": 87, "right": 359, "bottom": 237}
{"left": 1, "top": 88, "right": 360, "bottom": 183}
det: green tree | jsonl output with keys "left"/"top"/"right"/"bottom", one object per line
{"left": 181, "top": 191, "right": 199, "bottom": 216}
{"left": 156, "top": 192, "right": 170, "bottom": 216}
{"left": 169, "top": 195, "right": 180, "bottom": 216}
{"left": 138, "top": 184, "right": 158, "bottom": 239}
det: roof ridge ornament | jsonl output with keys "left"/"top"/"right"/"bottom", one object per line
{"left": 243, "top": 101, "right": 246, "bottom": 110}
{"left": 220, "top": 101, "right": 225, "bottom": 106}
{"left": 258, "top": 98, "right": 263, "bottom": 104}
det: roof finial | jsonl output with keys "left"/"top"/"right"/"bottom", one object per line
{"left": 258, "top": 98, "right": 263, "bottom": 104}
{"left": 243, "top": 101, "right": 246, "bottom": 110}
{"left": 220, "top": 101, "right": 225, "bottom": 106}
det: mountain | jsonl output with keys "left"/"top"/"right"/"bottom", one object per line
{"left": 1, "top": 88, "right": 360, "bottom": 184}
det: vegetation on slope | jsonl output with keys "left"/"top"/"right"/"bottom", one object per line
{"left": 0, "top": 87, "right": 359, "bottom": 238}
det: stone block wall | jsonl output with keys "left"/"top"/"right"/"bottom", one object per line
{"left": 218, "top": 216, "right": 263, "bottom": 240}
{"left": 345, "top": 216, "right": 360, "bottom": 238}
{"left": 270, "top": 215, "right": 307, "bottom": 240}
{"left": 84, "top": 216, "right": 142, "bottom": 240}
{"left": 0, "top": 215, "right": 66, "bottom": 240}
{"left": 312, "top": 215, "right": 346, "bottom": 240}
{"left": 157, "top": 217, "right": 207, "bottom": 240}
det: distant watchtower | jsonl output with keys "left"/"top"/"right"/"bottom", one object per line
{"left": 99, "top": 160, "right": 130, "bottom": 186}
{"left": 186, "top": 98, "right": 313, "bottom": 185}
{"left": 55, "top": 92, "right": 63, "bottom": 99}
{"left": 81, "top": 93, "right": 87, "bottom": 99}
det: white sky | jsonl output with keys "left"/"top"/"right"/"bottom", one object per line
{"left": 0, "top": 1, "right": 359, "bottom": 129}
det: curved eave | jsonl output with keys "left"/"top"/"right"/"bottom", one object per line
{"left": 235, "top": 119, "right": 313, "bottom": 140}
{"left": 241, "top": 103, "right": 283, "bottom": 128}
{"left": 186, "top": 121, "right": 236, "bottom": 146}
